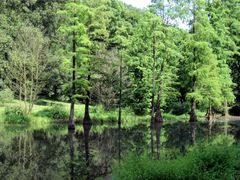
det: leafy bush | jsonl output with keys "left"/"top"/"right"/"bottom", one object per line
{"left": 4, "top": 107, "right": 29, "bottom": 124}
{"left": 45, "top": 104, "right": 68, "bottom": 120}
{"left": 113, "top": 144, "right": 240, "bottom": 180}
{"left": 0, "top": 88, "right": 14, "bottom": 105}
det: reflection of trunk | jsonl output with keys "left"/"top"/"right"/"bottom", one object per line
{"left": 154, "top": 122, "right": 162, "bottom": 160}
{"left": 189, "top": 100, "right": 197, "bottom": 122}
{"left": 150, "top": 123, "right": 154, "bottom": 157}
{"left": 190, "top": 122, "right": 196, "bottom": 145}
{"left": 83, "top": 75, "right": 91, "bottom": 125}
{"left": 83, "top": 124, "right": 92, "bottom": 180}
{"left": 69, "top": 25, "right": 76, "bottom": 130}
{"left": 118, "top": 53, "right": 123, "bottom": 124}
{"left": 154, "top": 91, "right": 163, "bottom": 123}
{"left": 68, "top": 129, "right": 75, "bottom": 180}
{"left": 118, "top": 123, "right": 121, "bottom": 162}
{"left": 151, "top": 30, "right": 157, "bottom": 123}
{"left": 224, "top": 120, "right": 228, "bottom": 136}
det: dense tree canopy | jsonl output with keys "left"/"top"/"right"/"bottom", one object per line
{"left": 0, "top": 0, "right": 239, "bottom": 124}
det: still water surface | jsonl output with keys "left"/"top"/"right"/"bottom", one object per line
{"left": 0, "top": 120, "right": 240, "bottom": 180}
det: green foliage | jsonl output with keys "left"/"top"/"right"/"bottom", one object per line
{"left": 113, "top": 144, "right": 240, "bottom": 180}
{"left": 4, "top": 106, "right": 29, "bottom": 124}
{"left": 0, "top": 88, "right": 14, "bottom": 105}
{"left": 48, "top": 104, "right": 68, "bottom": 120}
{"left": 38, "top": 104, "right": 68, "bottom": 121}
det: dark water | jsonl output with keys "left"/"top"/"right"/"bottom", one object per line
{"left": 0, "top": 120, "right": 240, "bottom": 180}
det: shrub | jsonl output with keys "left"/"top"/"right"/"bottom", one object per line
{"left": 4, "top": 107, "right": 29, "bottom": 124}
{"left": 0, "top": 88, "right": 14, "bottom": 105}
{"left": 46, "top": 104, "right": 68, "bottom": 120}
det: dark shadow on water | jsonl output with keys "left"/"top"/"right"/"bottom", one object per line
{"left": 1, "top": 120, "right": 240, "bottom": 179}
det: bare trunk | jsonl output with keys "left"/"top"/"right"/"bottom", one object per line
{"left": 83, "top": 75, "right": 91, "bottom": 125}
{"left": 189, "top": 99, "right": 197, "bottom": 122}
{"left": 206, "top": 103, "right": 213, "bottom": 121}
{"left": 224, "top": 101, "right": 229, "bottom": 117}
{"left": 154, "top": 91, "right": 163, "bottom": 123}
{"left": 190, "top": 122, "right": 196, "bottom": 145}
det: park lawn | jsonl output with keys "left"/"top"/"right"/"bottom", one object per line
{"left": 0, "top": 99, "right": 206, "bottom": 124}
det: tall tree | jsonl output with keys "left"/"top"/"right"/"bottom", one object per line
{"left": 180, "top": 0, "right": 222, "bottom": 121}
{"left": 207, "top": 0, "right": 236, "bottom": 116}
{"left": 58, "top": 0, "right": 91, "bottom": 129}
{"left": 150, "top": 0, "right": 181, "bottom": 122}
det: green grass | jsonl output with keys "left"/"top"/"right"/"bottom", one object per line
{"left": 0, "top": 99, "right": 206, "bottom": 124}
{"left": 113, "top": 140, "right": 240, "bottom": 180}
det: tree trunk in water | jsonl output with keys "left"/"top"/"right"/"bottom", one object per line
{"left": 154, "top": 91, "right": 163, "bottom": 123}
{"left": 69, "top": 28, "right": 76, "bottom": 130}
{"left": 83, "top": 75, "right": 91, "bottom": 125}
{"left": 189, "top": 100, "right": 197, "bottom": 122}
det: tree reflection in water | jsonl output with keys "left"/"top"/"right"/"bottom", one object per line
{"left": 0, "top": 120, "right": 240, "bottom": 179}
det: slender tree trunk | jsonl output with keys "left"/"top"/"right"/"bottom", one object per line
{"left": 154, "top": 90, "right": 163, "bottom": 122}
{"left": 224, "top": 101, "right": 229, "bottom": 117}
{"left": 19, "top": 85, "right": 22, "bottom": 106}
{"left": 118, "top": 52, "right": 123, "bottom": 124}
{"left": 151, "top": 31, "right": 156, "bottom": 123}
{"left": 206, "top": 103, "right": 213, "bottom": 121}
{"left": 83, "top": 74, "right": 91, "bottom": 125}
{"left": 24, "top": 63, "right": 28, "bottom": 113}
{"left": 189, "top": 99, "right": 197, "bottom": 122}
{"left": 190, "top": 122, "right": 196, "bottom": 145}
{"left": 69, "top": 30, "right": 76, "bottom": 130}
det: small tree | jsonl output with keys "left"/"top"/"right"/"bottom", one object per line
{"left": 8, "top": 26, "right": 49, "bottom": 113}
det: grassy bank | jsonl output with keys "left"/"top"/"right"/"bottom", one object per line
{"left": 0, "top": 99, "right": 206, "bottom": 124}
{"left": 113, "top": 141, "right": 240, "bottom": 180}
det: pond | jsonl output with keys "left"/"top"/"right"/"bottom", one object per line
{"left": 0, "top": 120, "right": 240, "bottom": 180}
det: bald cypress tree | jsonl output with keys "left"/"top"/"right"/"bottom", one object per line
{"left": 58, "top": 1, "right": 91, "bottom": 129}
